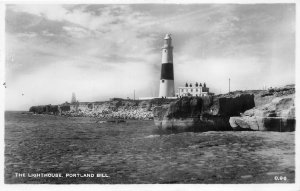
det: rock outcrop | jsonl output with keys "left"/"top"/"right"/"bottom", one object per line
{"left": 229, "top": 95, "right": 295, "bottom": 131}
{"left": 29, "top": 105, "right": 59, "bottom": 115}
{"left": 153, "top": 94, "right": 255, "bottom": 131}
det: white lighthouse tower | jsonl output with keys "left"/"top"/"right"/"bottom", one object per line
{"left": 159, "top": 34, "right": 175, "bottom": 97}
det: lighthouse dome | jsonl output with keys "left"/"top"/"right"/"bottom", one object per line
{"left": 164, "top": 34, "right": 172, "bottom": 39}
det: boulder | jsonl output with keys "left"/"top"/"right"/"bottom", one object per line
{"left": 229, "top": 116, "right": 295, "bottom": 132}
{"left": 229, "top": 95, "right": 295, "bottom": 131}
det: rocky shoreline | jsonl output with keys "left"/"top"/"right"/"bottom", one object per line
{"left": 153, "top": 85, "right": 295, "bottom": 132}
{"left": 29, "top": 98, "right": 175, "bottom": 120}
{"left": 61, "top": 107, "right": 154, "bottom": 120}
{"left": 28, "top": 85, "right": 295, "bottom": 131}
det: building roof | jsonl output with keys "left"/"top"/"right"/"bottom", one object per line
{"left": 178, "top": 86, "right": 208, "bottom": 89}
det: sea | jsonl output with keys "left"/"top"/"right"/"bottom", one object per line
{"left": 4, "top": 111, "right": 295, "bottom": 184}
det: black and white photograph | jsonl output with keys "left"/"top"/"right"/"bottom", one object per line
{"left": 1, "top": 0, "right": 299, "bottom": 190}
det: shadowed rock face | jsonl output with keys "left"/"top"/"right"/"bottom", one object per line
{"left": 216, "top": 94, "right": 255, "bottom": 116}
{"left": 166, "top": 97, "right": 206, "bottom": 119}
{"left": 153, "top": 94, "right": 255, "bottom": 132}
{"left": 153, "top": 97, "right": 211, "bottom": 120}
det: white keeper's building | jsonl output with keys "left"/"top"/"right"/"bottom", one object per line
{"left": 176, "top": 82, "right": 211, "bottom": 97}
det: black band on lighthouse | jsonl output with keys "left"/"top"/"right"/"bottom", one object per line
{"left": 160, "top": 63, "right": 174, "bottom": 80}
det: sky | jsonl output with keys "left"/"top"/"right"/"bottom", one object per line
{"left": 4, "top": 4, "right": 295, "bottom": 110}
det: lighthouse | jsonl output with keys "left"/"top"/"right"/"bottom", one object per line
{"left": 159, "top": 34, "right": 175, "bottom": 97}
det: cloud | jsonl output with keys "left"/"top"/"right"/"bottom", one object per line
{"left": 5, "top": 4, "right": 295, "bottom": 110}
{"left": 62, "top": 26, "right": 91, "bottom": 38}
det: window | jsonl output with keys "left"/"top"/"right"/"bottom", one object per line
{"left": 181, "top": 89, "right": 183, "bottom": 92}
{"left": 162, "top": 80, "right": 164, "bottom": 83}
{"left": 191, "top": 89, "right": 193, "bottom": 92}
{"left": 196, "top": 89, "right": 198, "bottom": 92}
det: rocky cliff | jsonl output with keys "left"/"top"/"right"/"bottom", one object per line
{"left": 229, "top": 85, "right": 295, "bottom": 131}
{"left": 153, "top": 94, "right": 255, "bottom": 132}
{"left": 153, "top": 84, "right": 295, "bottom": 132}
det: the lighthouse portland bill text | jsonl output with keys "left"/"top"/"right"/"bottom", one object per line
{"left": 4, "top": 4, "right": 296, "bottom": 186}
